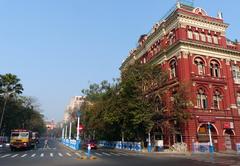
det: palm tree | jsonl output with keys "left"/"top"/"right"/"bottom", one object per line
{"left": 0, "top": 73, "right": 23, "bottom": 134}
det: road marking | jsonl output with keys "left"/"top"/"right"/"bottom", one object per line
{"left": 110, "top": 152, "right": 120, "bottom": 156}
{"left": 134, "top": 153, "right": 144, "bottom": 156}
{"left": 102, "top": 152, "right": 111, "bottom": 156}
{"left": 66, "top": 153, "right": 71, "bottom": 156}
{"left": 21, "top": 154, "right": 27, "bottom": 158}
{"left": 0, "top": 154, "right": 11, "bottom": 158}
{"left": 119, "top": 153, "right": 128, "bottom": 156}
{"left": 40, "top": 153, "right": 44, "bottom": 157}
{"left": 75, "top": 152, "right": 81, "bottom": 157}
{"left": 31, "top": 154, "right": 36, "bottom": 157}
{"left": 95, "top": 152, "right": 103, "bottom": 156}
{"left": 11, "top": 154, "right": 19, "bottom": 158}
{"left": 50, "top": 153, "right": 53, "bottom": 157}
{"left": 58, "top": 153, "right": 63, "bottom": 157}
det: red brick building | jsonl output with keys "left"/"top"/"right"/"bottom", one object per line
{"left": 121, "top": 2, "right": 240, "bottom": 152}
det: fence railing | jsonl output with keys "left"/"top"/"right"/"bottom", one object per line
{"left": 237, "top": 143, "right": 240, "bottom": 154}
{"left": 192, "top": 143, "right": 210, "bottom": 153}
{"left": 98, "top": 141, "right": 142, "bottom": 152}
{"left": 62, "top": 139, "right": 81, "bottom": 150}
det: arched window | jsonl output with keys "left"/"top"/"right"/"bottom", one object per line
{"left": 194, "top": 58, "right": 205, "bottom": 75}
{"left": 232, "top": 65, "right": 240, "bottom": 84}
{"left": 210, "top": 60, "right": 220, "bottom": 77}
{"left": 213, "top": 90, "right": 222, "bottom": 109}
{"left": 155, "top": 96, "right": 164, "bottom": 112}
{"left": 197, "top": 88, "right": 207, "bottom": 109}
{"left": 170, "top": 60, "right": 177, "bottom": 78}
{"left": 168, "top": 31, "right": 175, "bottom": 45}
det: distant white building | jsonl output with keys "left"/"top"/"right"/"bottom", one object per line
{"left": 63, "top": 96, "right": 85, "bottom": 123}
{"left": 46, "top": 120, "right": 56, "bottom": 130}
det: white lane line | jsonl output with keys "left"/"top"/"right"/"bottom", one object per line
{"left": 40, "top": 153, "right": 44, "bottom": 157}
{"left": 11, "top": 154, "right": 19, "bottom": 158}
{"left": 95, "top": 152, "right": 103, "bottom": 156}
{"left": 66, "top": 153, "right": 72, "bottom": 156}
{"left": 50, "top": 153, "right": 53, "bottom": 157}
{"left": 102, "top": 152, "right": 111, "bottom": 156}
{"left": 31, "top": 154, "right": 36, "bottom": 157}
{"left": 133, "top": 153, "right": 144, "bottom": 156}
{"left": 119, "top": 153, "right": 128, "bottom": 156}
{"left": 75, "top": 152, "right": 81, "bottom": 157}
{"left": 110, "top": 152, "right": 120, "bottom": 156}
{"left": 21, "top": 154, "right": 27, "bottom": 158}
{"left": 0, "top": 154, "right": 11, "bottom": 158}
{"left": 58, "top": 153, "right": 63, "bottom": 157}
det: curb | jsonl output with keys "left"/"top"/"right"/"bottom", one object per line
{"left": 59, "top": 142, "right": 97, "bottom": 160}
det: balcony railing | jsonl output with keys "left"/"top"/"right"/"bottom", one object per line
{"left": 191, "top": 73, "right": 226, "bottom": 83}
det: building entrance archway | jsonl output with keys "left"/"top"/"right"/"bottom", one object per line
{"left": 197, "top": 123, "right": 218, "bottom": 151}
{"left": 224, "top": 129, "right": 234, "bottom": 151}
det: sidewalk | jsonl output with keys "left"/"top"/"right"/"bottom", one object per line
{"left": 109, "top": 147, "right": 239, "bottom": 157}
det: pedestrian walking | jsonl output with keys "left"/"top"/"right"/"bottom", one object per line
{"left": 43, "top": 139, "right": 49, "bottom": 149}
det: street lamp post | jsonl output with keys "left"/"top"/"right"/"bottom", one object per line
{"left": 208, "top": 122, "right": 214, "bottom": 153}
{"left": 62, "top": 127, "right": 65, "bottom": 140}
{"left": 65, "top": 125, "right": 68, "bottom": 139}
{"left": 148, "top": 132, "right": 152, "bottom": 152}
{"left": 76, "top": 111, "right": 81, "bottom": 150}
{"left": 69, "top": 122, "right": 72, "bottom": 140}
{"left": 76, "top": 111, "right": 81, "bottom": 140}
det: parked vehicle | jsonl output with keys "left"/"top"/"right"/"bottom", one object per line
{"left": 10, "top": 129, "right": 36, "bottom": 151}
{"left": 0, "top": 136, "right": 9, "bottom": 148}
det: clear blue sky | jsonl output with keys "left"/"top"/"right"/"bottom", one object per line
{"left": 0, "top": 0, "right": 239, "bottom": 122}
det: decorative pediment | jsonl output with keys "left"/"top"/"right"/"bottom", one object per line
{"left": 193, "top": 7, "right": 207, "bottom": 16}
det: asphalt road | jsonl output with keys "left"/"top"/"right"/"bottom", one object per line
{"left": 0, "top": 139, "right": 239, "bottom": 166}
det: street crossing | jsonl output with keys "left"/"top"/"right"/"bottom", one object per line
{"left": 0, "top": 150, "right": 138, "bottom": 160}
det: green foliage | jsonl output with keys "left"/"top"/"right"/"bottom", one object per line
{"left": 79, "top": 62, "right": 191, "bottom": 142}
{"left": 0, "top": 73, "right": 23, "bottom": 95}
{"left": 0, "top": 73, "right": 46, "bottom": 136}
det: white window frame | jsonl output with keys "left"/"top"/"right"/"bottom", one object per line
{"left": 213, "top": 90, "right": 221, "bottom": 109}
{"left": 170, "top": 60, "right": 177, "bottom": 79}
{"left": 213, "top": 36, "right": 218, "bottom": 44}
{"left": 210, "top": 61, "right": 220, "bottom": 77}
{"left": 200, "top": 33, "right": 206, "bottom": 42}
{"left": 194, "top": 32, "right": 200, "bottom": 40}
{"left": 187, "top": 31, "right": 193, "bottom": 39}
{"left": 195, "top": 58, "right": 205, "bottom": 75}
{"left": 207, "top": 35, "right": 212, "bottom": 43}
{"left": 197, "top": 89, "right": 207, "bottom": 109}
{"left": 237, "top": 93, "right": 240, "bottom": 107}
{"left": 233, "top": 65, "right": 240, "bottom": 84}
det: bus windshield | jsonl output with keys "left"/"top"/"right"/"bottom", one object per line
{"left": 11, "top": 132, "right": 29, "bottom": 138}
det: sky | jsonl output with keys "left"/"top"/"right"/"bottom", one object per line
{"left": 0, "top": 0, "right": 239, "bottom": 122}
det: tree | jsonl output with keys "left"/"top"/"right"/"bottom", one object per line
{"left": 79, "top": 61, "right": 191, "bottom": 146}
{"left": 0, "top": 74, "right": 23, "bottom": 133}
{"left": 0, "top": 73, "right": 46, "bottom": 136}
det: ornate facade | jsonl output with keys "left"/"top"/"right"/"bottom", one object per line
{"left": 121, "top": 2, "right": 240, "bottom": 151}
